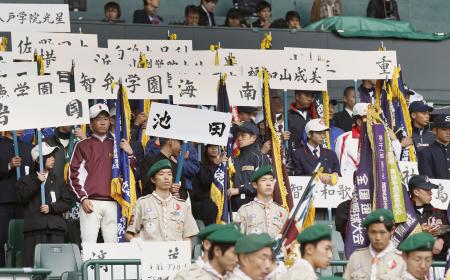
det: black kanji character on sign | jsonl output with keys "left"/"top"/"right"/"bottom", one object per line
{"left": 17, "top": 36, "right": 32, "bottom": 54}
{"left": 209, "top": 122, "right": 226, "bottom": 137}
{"left": 160, "top": 46, "right": 169, "bottom": 52}
{"left": 147, "top": 76, "right": 162, "bottom": 94}
{"left": 376, "top": 55, "right": 392, "bottom": 76}
{"left": 0, "top": 103, "right": 10, "bottom": 126}
{"left": 0, "top": 84, "right": 8, "bottom": 98}
{"left": 166, "top": 73, "right": 173, "bottom": 89}
{"left": 17, "top": 11, "right": 27, "bottom": 24}
{"left": 29, "top": 12, "right": 41, "bottom": 24}
{"left": 309, "top": 67, "right": 322, "bottom": 84}
{"left": 115, "top": 45, "right": 125, "bottom": 60}
{"left": 38, "top": 82, "right": 53, "bottom": 95}
{"left": 43, "top": 49, "right": 56, "bottom": 68}
{"left": 94, "top": 54, "right": 111, "bottom": 66}
{"left": 42, "top": 13, "right": 54, "bottom": 24}
{"left": 102, "top": 73, "right": 115, "bottom": 93}
{"left": 58, "top": 41, "right": 71, "bottom": 46}
{"left": 294, "top": 67, "right": 307, "bottom": 83}
{"left": 57, "top": 71, "right": 70, "bottom": 84}
{"left": 153, "top": 110, "right": 171, "bottom": 129}
{"left": 279, "top": 68, "right": 292, "bottom": 81}
{"left": 55, "top": 12, "right": 65, "bottom": 24}
{"left": 239, "top": 82, "right": 256, "bottom": 100}
{"left": 168, "top": 247, "right": 179, "bottom": 259}
{"left": 80, "top": 73, "right": 96, "bottom": 93}
{"left": 14, "top": 82, "right": 30, "bottom": 97}
{"left": 125, "top": 74, "right": 141, "bottom": 93}
{"left": 178, "top": 80, "right": 197, "bottom": 98}
{"left": 66, "top": 99, "right": 83, "bottom": 119}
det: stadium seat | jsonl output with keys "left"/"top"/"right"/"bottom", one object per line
{"left": 191, "top": 220, "right": 205, "bottom": 259}
{"left": 34, "top": 244, "right": 82, "bottom": 280}
{"left": 4, "top": 219, "right": 24, "bottom": 267}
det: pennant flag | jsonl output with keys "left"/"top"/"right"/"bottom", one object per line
{"left": 111, "top": 83, "right": 137, "bottom": 242}
{"left": 210, "top": 77, "right": 233, "bottom": 224}
{"left": 310, "top": 91, "right": 332, "bottom": 149}
{"left": 33, "top": 50, "right": 45, "bottom": 76}
{"left": 137, "top": 52, "right": 151, "bottom": 150}
{"left": 0, "top": 36, "right": 7, "bottom": 52}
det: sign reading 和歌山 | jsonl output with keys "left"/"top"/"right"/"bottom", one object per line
{"left": 146, "top": 102, "right": 232, "bottom": 146}
{"left": 82, "top": 241, "right": 191, "bottom": 280}
{"left": 0, "top": 75, "right": 88, "bottom": 131}
{"left": 0, "top": 4, "right": 70, "bottom": 33}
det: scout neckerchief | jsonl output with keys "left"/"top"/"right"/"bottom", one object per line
{"left": 254, "top": 198, "right": 273, "bottom": 232}
{"left": 292, "top": 259, "right": 317, "bottom": 279}
{"left": 152, "top": 191, "right": 172, "bottom": 240}
{"left": 203, "top": 262, "right": 227, "bottom": 280}
{"left": 368, "top": 241, "right": 395, "bottom": 280}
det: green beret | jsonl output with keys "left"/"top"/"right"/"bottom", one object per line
{"left": 399, "top": 232, "right": 435, "bottom": 252}
{"left": 363, "top": 208, "right": 394, "bottom": 228}
{"left": 147, "top": 159, "right": 172, "bottom": 177}
{"left": 250, "top": 165, "right": 273, "bottom": 182}
{"left": 235, "top": 233, "right": 275, "bottom": 254}
{"left": 208, "top": 227, "right": 243, "bottom": 244}
{"left": 297, "top": 224, "right": 332, "bottom": 244}
{"left": 197, "top": 223, "right": 240, "bottom": 241}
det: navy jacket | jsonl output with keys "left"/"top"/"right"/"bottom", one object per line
{"left": 0, "top": 137, "right": 33, "bottom": 204}
{"left": 292, "top": 145, "right": 341, "bottom": 176}
{"left": 198, "top": 5, "right": 216, "bottom": 26}
{"left": 418, "top": 141, "right": 450, "bottom": 180}
{"left": 132, "top": 9, "right": 164, "bottom": 24}
{"left": 287, "top": 105, "right": 310, "bottom": 152}
{"left": 332, "top": 110, "right": 353, "bottom": 132}
{"left": 412, "top": 125, "right": 435, "bottom": 152}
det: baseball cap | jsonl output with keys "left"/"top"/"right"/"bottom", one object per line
{"left": 89, "top": 104, "right": 110, "bottom": 119}
{"left": 353, "top": 103, "right": 370, "bottom": 117}
{"left": 432, "top": 114, "right": 450, "bottom": 128}
{"left": 109, "top": 107, "right": 116, "bottom": 117}
{"left": 409, "top": 101, "right": 433, "bottom": 113}
{"left": 31, "top": 142, "right": 58, "bottom": 162}
{"left": 408, "top": 175, "right": 438, "bottom": 191}
{"left": 237, "top": 121, "right": 259, "bottom": 136}
{"left": 237, "top": 106, "right": 258, "bottom": 114}
{"left": 305, "top": 118, "right": 329, "bottom": 135}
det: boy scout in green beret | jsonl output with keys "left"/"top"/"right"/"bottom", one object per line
{"left": 282, "top": 224, "right": 333, "bottom": 280}
{"left": 235, "top": 165, "right": 288, "bottom": 238}
{"left": 125, "top": 159, "right": 199, "bottom": 242}
{"left": 399, "top": 232, "right": 435, "bottom": 280}
{"left": 228, "top": 233, "right": 275, "bottom": 280}
{"left": 174, "top": 227, "right": 243, "bottom": 279}
{"left": 343, "top": 208, "right": 406, "bottom": 280}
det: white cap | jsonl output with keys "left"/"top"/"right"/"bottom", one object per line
{"left": 353, "top": 103, "right": 370, "bottom": 117}
{"left": 305, "top": 118, "right": 329, "bottom": 135}
{"left": 89, "top": 104, "right": 109, "bottom": 119}
{"left": 109, "top": 107, "right": 116, "bottom": 117}
{"left": 31, "top": 142, "right": 58, "bottom": 162}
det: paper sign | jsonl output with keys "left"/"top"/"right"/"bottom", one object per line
{"left": 0, "top": 62, "right": 37, "bottom": 78}
{"left": 75, "top": 66, "right": 119, "bottom": 99}
{"left": 285, "top": 47, "right": 397, "bottom": 80}
{"left": 226, "top": 75, "right": 262, "bottom": 106}
{"left": 146, "top": 102, "right": 232, "bottom": 146}
{"left": 171, "top": 72, "right": 219, "bottom": 105}
{"left": 11, "top": 32, "right": 98, "bottom": 60}
{"left": 0, "top": 4, "right": 70, "bottom": 32}
{"left": 116, "top": 68, "right": 170, "bottom": 100}
{"left": 0, "top": 52, "right": 13, "bottom": 64}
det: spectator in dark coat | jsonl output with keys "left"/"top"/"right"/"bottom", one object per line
{"left": 0, "top": 130, "right": 32, "bottom": 266}
{"left": 252, "top": 1, "right": 271, "bottom": 28}
{"left": 183, "top": 5, "right": 200, "bottom": 26}
{"left": 224, "top": 8, "right": 247, "bottom": 28}
{"left": 198, "top": 0, "right": 217, "bottom": 27}
{"left": 16, "top": 143, "right": 71, "bottom": 266}
{"left": 332, "top": 86, "right": 355, "bottom": 132}
{"left": 409, "top": 101, "right": 435, "bottom": 152}
{"left": 287, "top": 90, "right": 314, "bottom": 152}
{"left": 367, "top": 0, "right": 400, "bottom": 20}
{"left": 133, "top": 0, "right": 164, "bottom": 24}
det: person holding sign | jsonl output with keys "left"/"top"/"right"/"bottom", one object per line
{"left": 399, "top": 232, "right": 435, "bottom": 280}
{"left": 281, "top": 224, "right": 333, "bottom": 280}
{"left": 235, "top": 165, "right": 288, "bottom": 239}
{"left": 228, "top": 233, "right": 275, "bottom": 280}
{"left": 292, "top": 119, "right": 340, "bottom": 184}
{"left": 0, "top": 130, "right": 32, "bottom": 266}
{"left": 230, "top": 121, "right": 271, "bottom": 212}
{"left": 408, "top": 175, "right": 449, "bottom": 261}
{"left": 174, "top": 226, "right": 243, "bottom": 279}
{"left": 125, "top": 159, "right": 198, "bottom": 242}
{"left": 16, "top": 143, "right": 71, "bottom": 266}
{"left": 343, "top": 209, "right": 406, "bottom": 280}
{"left": 68, "top": 104, "right": 135, "bottom": 244}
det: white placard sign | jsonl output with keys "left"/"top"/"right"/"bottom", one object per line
{"left": 75, "top": 66, "right": 119, "bottom": 99}
{"left": 146, "top": 102, "right": 232, "bottom": 146}
{"left": 226, "top": 75, "right": 262, "bottom": 106}
{"left": 11, "top": 32, "right": 98, "bottom": 60}
{"left": 0, "top": 52, "right": 12, "bottom": 64}
{"left": 171, "top": 72, "right": 219, "bottom": 105}
{"left": 0, "top": 4, "right": 70, "bottom": 32}
{"left": 285, "top": 47, "right": 397, "bottom": 80}
{"left": 117, "top": 68, "right": 171, "bottom": 100}
{"left": 219, "top": 49, "right": 327, "bottom": 91}
{"left": 82, "top": 241, "right": 190, "bottom": 280}
{"left": 0, "top": 82, "right": 87, "bottom": 131}
{"left": 0, "top": 62, "right": 37, "bottom": 78}
{"left": 140, "top": 241, "right": 191, "bottom": 280}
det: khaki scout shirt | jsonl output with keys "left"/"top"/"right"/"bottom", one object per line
{"left": 402, "top": 271, "right": 419, "bottom": 280}
{"left": 174, "top": 262, "right": 229, "bottom": 280}
{"left": 343, "top": 246, "right": 406, "bottom": 280}
{"left": 227, "top": 267, "right": 252, "bottom": 280}
{"left": 126, "top": 192, "right": 199, "bottom": 241}
{"left": 280, "top": 259, "right": 317, "bottom": 280}
{"left": 235, "top": 199, "right": 288, "bottom": 238}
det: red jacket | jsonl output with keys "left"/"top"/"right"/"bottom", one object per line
{"left": 68, "top": 135, "right": 115, "bottom": 202}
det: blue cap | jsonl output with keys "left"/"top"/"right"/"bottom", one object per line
{"left": 408, "top": 175, "right": 438, "bottom": 190}
{"left": 237, "top": 121, "right": 259, "bottom": 136}
{"left": 409, "top": 101, "right": 433, "bottom": 113}
{"left": 433, "top": 114, "right": 450, "bottom": 128}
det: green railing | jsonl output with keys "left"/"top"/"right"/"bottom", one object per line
{"left": 81, "top": 259, "right": 141, "bottom": 280}
{"left": 0, "top": 268, "right": 52, "bottom": 279}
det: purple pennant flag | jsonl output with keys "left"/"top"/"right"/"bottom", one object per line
{"left": 344, "top": 123, "right": 374, "bottom": 258}
{"left": 372, "top": 124, "right": 392, "bottom": 210}
{"left": 391, "top": 184, "right": 419, "bottom": 247}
